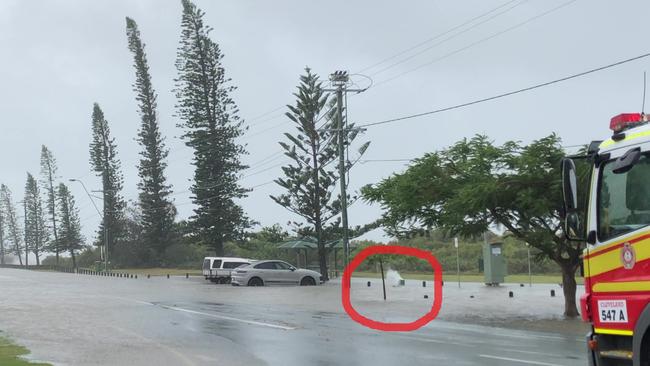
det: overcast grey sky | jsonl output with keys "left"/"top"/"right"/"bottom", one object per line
{"left": 0, "top": 0, "right": 649, "bottom": 247}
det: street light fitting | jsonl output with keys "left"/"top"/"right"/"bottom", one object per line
{"left": 329, "top": 70, "right": 349, "bottom": 86}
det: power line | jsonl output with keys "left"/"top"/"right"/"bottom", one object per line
{"left": 250, "top": 180, "right": 275, "bottom": 189}
{"left": 241, "top": 161, "right": 287, "bottom": 179}
{"left": 368, "top": 0, "right": 529, "bottom": 77}
{"left": 358, "top": 0, "right": 521, "bottom": 74}
{"left": 360, "top": 159, "right": 413, "bottom": 163}
{"left": 359, "top": 51, "right": 650, "bottom": 128}
{"left": 236, "top": 2, "right": 523, "bottom": 136}
{"left": 246, "top": 106, "right": 285, "bottom": 124}
{"left": 372, "top": 0, "right": 578, "bottom": 88}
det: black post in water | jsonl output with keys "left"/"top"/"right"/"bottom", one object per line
{"left": 379, "top": 258, "right": 386, "bottom": 301}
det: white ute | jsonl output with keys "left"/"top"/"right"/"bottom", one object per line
{"left": 202, "top": 257, "right": 252, "bottom": 284}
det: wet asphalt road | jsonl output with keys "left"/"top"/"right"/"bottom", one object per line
{"left": 0, "top": 268, "right": 585, "bottom": 366}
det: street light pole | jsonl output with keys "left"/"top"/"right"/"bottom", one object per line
{"left": 455, "top": 237, "right": 460, "bottom": 288}
{"left": 526, "top": 242, "right": 532, "bottom": 287}
{"left": 69, "top": 179, "right": 107, "bottom": 271}
{"left": 325, "top": 71, "right": 367, "bottom": 270}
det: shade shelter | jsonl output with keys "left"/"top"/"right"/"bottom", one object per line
{"left": 277, "top": 237, "right": 318, "bottom": 268}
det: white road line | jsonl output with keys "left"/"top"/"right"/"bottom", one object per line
{"left": 159, "top": 305, "right": 296, "bottom": 331}
{"left": 478, "top": 354, "right": 569, "bottom": 366}
{"left": 104, "top": 296, "right": 295, "bottom": 330}
{"left": 498, "top": 348, "right": 565, "bottom": 357}
{"left": 396, "top": 334, "right": 463, "bottom": 346}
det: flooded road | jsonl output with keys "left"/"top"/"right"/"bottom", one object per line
{"left": 0, "top": 268, "right": 585, "bottom": 365}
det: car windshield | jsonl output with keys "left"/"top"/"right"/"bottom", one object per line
{"left": 598, "top": 154, "right": 650, "bottom": 241}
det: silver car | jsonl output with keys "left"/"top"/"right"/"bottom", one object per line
{"left": 231, "top": 260, "right": 322, "bottom": 286}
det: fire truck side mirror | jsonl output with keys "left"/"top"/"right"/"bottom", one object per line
{"left": 565, "top": 212, "right": 583, "bottom": 240}
{"left": 562, "top": 158, "right": 578, "bottom": 211}
{"left": 561, "top": 158, "right": 583, "bottom": 241}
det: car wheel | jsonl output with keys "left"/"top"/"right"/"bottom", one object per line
{"left": 248, "top": 277, "right": 264, "bottom": 286}
{"left": 300, "top": 276, "right": 316, "bottom": 286}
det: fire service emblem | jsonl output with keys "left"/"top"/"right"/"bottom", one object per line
{"left": 621, "top": 242, "right": 636, "bottom": 270}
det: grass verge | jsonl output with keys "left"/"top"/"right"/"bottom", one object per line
{"left": 0, "top": 336, "right": 50, "bottom": 366}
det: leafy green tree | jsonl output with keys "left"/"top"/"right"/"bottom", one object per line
{"left": 126, "top": 17, "right": 176, "bottom": 262}
{"left": 40, "top": 145, "right": 60, "bottom": 264}
{"left": 89, "top": 103, "right": 125, "bottom": 258}
{"left": 24, "top": 173, "right": 48, "bottom": 265}
{"left": 225, "top": 225, "right": 292, "bottom": 264}
{"left": 56, "top": 183, "right": 84, "bottom": 268}
{"left": 174, "top": 0, "right": 250, "bottom": 256}
{"left": 271, "top": 68, "right": 369, "bottom": 281}
{"left": 0, "top": 185, "right": 23, "bottom": 266}
{"left": 363, "top": 134, "right": 582, "bottom": 317}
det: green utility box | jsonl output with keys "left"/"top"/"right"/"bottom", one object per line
{"left": 483, "top": 241, "right": 506, "bottom": 286}
{"left": 94, "top": 261, "right": 103, "bottom": 272}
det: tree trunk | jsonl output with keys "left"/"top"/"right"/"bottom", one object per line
{"left": 214, "top": 238, "right": 224, "bottom": 257}
{"left": 16, "top": 245, "right": 22, "bottom": 266}
{"left": 311, "top": 127, "right": 328, "bottom": 281}
{"left": 560, "top": 262, "right": 579, "bottom": 318}
{"left": 0, "top": 231, "right": 4, "bottom": 265}
{"left": 70, "top": 249, "right": 76, "bottom": 269}
{"left": 317, "top": 236, "right": 328, "bottom": 282}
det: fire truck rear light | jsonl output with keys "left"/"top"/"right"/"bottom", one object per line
{"left": 580, "top": 293, "right": 591, "bottom": 322}
{"left": 610, "top": 113, "right": 644, "bottom": 132}
{"left": 588, "top": 339, "right": 598, "bottom": 350}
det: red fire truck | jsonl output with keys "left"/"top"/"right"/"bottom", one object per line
{"left": 562, "top": 113, "right": 650, "bottom": 365}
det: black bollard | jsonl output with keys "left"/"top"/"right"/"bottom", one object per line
{"left": 550, "top": 289, "right": 555, "bottom": 297}
{"left": 442, "top": 281, "right": 444, "bottom": 287}
{"left": 186, "top": 273, "right": 189, "bottom": 279}
{"left": 422, "top": 281, "right": 426, "bottom": 287}
{"left": 135, "top": 275, "right": 138, "bottom": 279}
{"left": 509, "top": 291, "right": 514, "bottom": 298}
{"left": 424, "top": 295, "right": 429, "bottom": 299}
{"left": 167, "top": 274, "right": 170, "bottom": 279}
{"left": 470, "top": 295, "right": 475, "bottom": 299}
{"left": 367, "top": 281, "right": 371, "bottom": 287}
{"left": 147, "top": 274, "right": 150, "bottom": 279}
{"left": 520, "top": 283, "right": 524, "bottom": 287}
